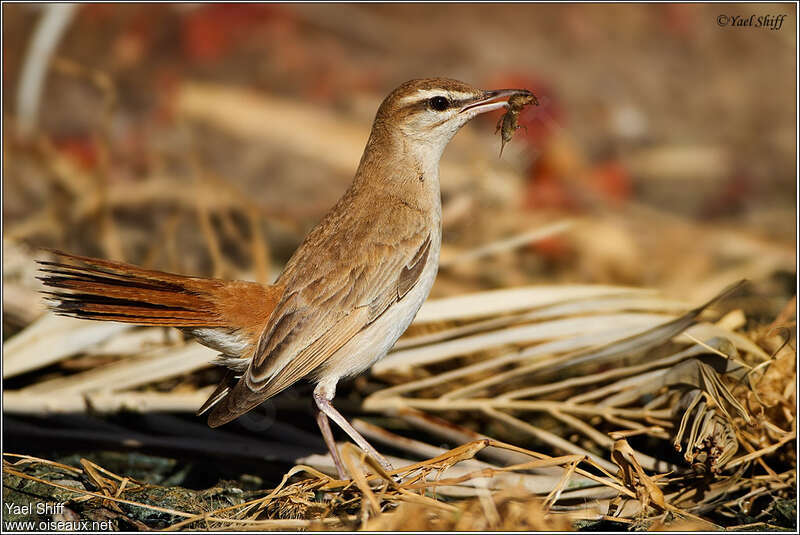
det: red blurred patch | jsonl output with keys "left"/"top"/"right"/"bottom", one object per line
{"left": 524, "top": 170, "right": 577, "bottom": 212}
{"left": 181, "top": 4, "right": 292, "bottom": 63}
{"left": 53, "top": 136, "right": 99, "bottom": 170}
{"left": 531, "top": 235, "right": 572, "bottom": 263}
{"left": 586, "top": 160, "right": 632, "bottom": 205}
{"left": 662, "top": 3, "right": 697, "bottom": 38}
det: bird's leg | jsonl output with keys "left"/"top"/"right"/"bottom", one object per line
{"left": 313, "top": 382, "right": 394, "bottom": 474}
{"left": 314, "top": 407, "right": 347, "bottom": 480}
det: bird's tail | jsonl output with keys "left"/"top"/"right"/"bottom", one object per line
{"left": 38, "top": 250, "right": 280, "bottom": 338}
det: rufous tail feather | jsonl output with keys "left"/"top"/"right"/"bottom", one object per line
{"left": 38, "top": 249, "right": 281, "bottom": 358}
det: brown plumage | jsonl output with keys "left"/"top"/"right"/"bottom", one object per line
{"left": 39, "top": 78, "right": 535, "bottom": 479}
{"left": 39, "top": 250, "right": 281, "bottom": 351}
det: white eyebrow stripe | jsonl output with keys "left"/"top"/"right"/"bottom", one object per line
{"left": 397, "top": 89, "right": 476, "bottom": 106}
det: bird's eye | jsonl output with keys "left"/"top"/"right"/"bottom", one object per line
{"left": 428, "top": 96, "right": 450, "bottom": 112}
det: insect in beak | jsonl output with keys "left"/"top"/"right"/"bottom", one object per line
{"left": 460, "top": 88, "right": 534, "bottom": 115}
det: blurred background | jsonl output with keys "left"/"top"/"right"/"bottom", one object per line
{"left": 3, "top": 3, "right": 795, "bottom": 299}
{"left": 2, "top": 2, "right": 797, "bottom": 521}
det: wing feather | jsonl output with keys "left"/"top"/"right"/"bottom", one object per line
{"left": 207, "top": 192, "right": 434, "bottom": 427}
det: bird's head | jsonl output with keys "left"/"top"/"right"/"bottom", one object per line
{"left": 371, "top": 78, "right": 533, "bottom": 156}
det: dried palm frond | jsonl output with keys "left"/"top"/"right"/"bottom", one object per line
{"left": 3, "top": 247, "right": 794, "bottom": 529}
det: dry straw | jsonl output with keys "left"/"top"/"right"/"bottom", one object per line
{"left": 4, "top": 266, "right": 795, "bottom": 529}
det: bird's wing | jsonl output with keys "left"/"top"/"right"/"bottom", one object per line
{"left": 206, "top": 213, "right": 432, "bottom": 427}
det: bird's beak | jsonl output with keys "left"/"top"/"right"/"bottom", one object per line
{"left": 459, "top": 89, "right": 534, "bottom": 115}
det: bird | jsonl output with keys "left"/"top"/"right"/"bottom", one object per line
{"left": 39, "top": 78, "right": 535, "bottom": 479}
